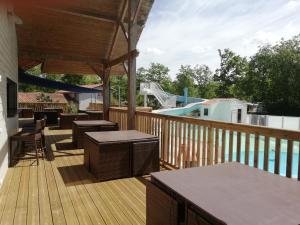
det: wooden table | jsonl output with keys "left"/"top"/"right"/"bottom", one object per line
{"left": 84, "top": 130, "right": 159, "bottom": 181}
{"left": 72, "top": 120, "right": 118, "bottom": 148}
{"left": 86, "top": 111, "right": 103, "bottom": 120}
{"left": 147, "top": 162, "right": 300, "bottom": 225}
{"left": 60, "top": 113, "right": 89, "bottom": 129}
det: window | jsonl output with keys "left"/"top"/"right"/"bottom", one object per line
{"left": 7, "top": 78, "right": 17, "bottom": 118}
{"left": 204, "top": 108, "right": 208, "bottom": 116}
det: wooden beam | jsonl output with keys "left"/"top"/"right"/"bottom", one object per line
{"left": 20, "top": 50, "right": 106, "bottom": 65}
{"left": 106, "top": 49, "right": 139, "bottom": 68}
{"left": 127, "top": 0, "right": 139, "bottom": 130}
{"left": 132, "top": 0, "right": 143, "bottom": 23}
{"left": 87, "top": 63, "right": 103, "bottom": 75}
{"left": 102, "top": 69, "right": 111, "bottom": 120}
{"left": 123, "top": 62, "right": 129, "bottom": 75}
{"left": 107, "top": 0, "right": 128, "bottom": 60}
{"left": 35, "top": 6, "right": 118, "bottom": 24}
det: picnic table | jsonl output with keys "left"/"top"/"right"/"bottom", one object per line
{"left": 84, "top": 130, "right": 159, "bottom": 181}
{"left": 147, "top": 162, "right": 300, "bottom": 225}
{"left": 72, "top": 120, "right": 118, "bottom": 148}
{"left": 60, "top": 113, "right": 89, "bottom": 129}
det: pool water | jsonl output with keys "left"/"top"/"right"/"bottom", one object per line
{"left": 174, "top": 126, "right": 300, "bottom": 178}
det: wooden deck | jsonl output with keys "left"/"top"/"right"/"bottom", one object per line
{"left": 0, "top": 128, "right": 151, "bottom": 225}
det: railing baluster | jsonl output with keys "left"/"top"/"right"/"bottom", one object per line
{"left": 207, "top": 126, "right": 213, "bottom": 165}
{"left": 170, "top": 121, "right": 174, "bottom": 165}
{"left": 221, "top": 129, "right": 226, "bottom": 163}
{"left": 286, "top": 140, "right": 293, "bottom": 178}
{"left": 178, "top": 122, "right": 183, "bottom": 168}
{"left": 245, "top": 133, "right": 250, "bottom": 165}
{"left": 236, "top": 132, "right": 241, "bottom": 163}
{"left": 274, "top": 138, "right": 281, "bottom": 175}
{"left": 254, "top": 133, "right": 259, "bottom": 168}
{"left": 229, "top": 130, "right": 233, "bottom": 162}
{"left": 197, "top": 125, "right": 201, "bottom": 167}
{"left": 215, "top": 128, "right": 219, "bottom": 164}
{"left": 185, "top": 124, "right": 191, "bottom": 167}
{"left": 183, "top": 123, "right": 187, "bottom": 168}
{"left": 263, "top": 136, "right": 269, "bottom": 171}
{"left": 192, "top": 124, "right": 196, "bottom": 167}
{"left": 202, "top": 126, "right": 207, "bottom": 166}
{"left": 174, "top": 121, "right": 178, "bottom": 167}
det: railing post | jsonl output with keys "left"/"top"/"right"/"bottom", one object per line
{"left": 207, "top": 126, "right": 214, "bottom": 165}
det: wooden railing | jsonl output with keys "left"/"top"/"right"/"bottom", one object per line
{"left": 19, "top": 103, "right": 68, "bottom": 112}
{"left": 109, "top": 107, "right": 300, "bottom": 180}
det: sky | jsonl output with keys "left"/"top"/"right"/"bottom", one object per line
{"left": 137, "top": 0, "right": 300, "bottom": 78}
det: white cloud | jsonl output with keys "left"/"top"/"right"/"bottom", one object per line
{"left": 137, "top": 0, "right": 300, "bottom": 78}
{"left": 144, "top": 47, "right": 164, "bottom": 55}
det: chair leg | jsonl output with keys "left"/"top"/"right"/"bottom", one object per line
{"left": 35, "top": 141, "right": 39, "bottom": 166}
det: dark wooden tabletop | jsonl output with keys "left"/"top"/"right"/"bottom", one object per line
{"left": 151, "top": 162, "right": 300, "bottom": 225}
{"left": 73, "top": 120, "right": 116, "bottom": 126}
{"left": 85, "top": 130, "right": 157, "bottom": 143}
{"left": 60, "top": 113, "right": 88, "bottom": 116}
{"left": 86, "top": 111, "right": 103, "bottom": 114}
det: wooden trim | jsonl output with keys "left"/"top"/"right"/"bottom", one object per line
{"left": 102, "top": 69, "right": 111, "bottom": 120}
{"left": 35, "top": 6, "right": 118, "bottom": 24}
{"left": 106, "top": 50, "right": 139, "bottom": 68}
{"left": 107, "top": 0, "right": 128, "bottom": 60}
{"left": 127, "top": 0, "right": 138, "bottom": 130}
{"left": 133, "top": 0, "right": 143, "bottom": 23}
{"left": 20, "top": 51, "right": 105, "bottom": 65}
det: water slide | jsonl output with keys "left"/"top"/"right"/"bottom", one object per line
{"left": 140, "top": 82, "right": 205, "bottom": 108}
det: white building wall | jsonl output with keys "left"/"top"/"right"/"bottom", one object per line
{"left": 0, "top": 5, "right": 18, "bottom": 187}
{"left": 201, "top": 100, "right": 247, "bottom": 123}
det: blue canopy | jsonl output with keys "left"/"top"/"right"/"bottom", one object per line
{"left": 19, "top": 69, "right": 101, "bottom": 93}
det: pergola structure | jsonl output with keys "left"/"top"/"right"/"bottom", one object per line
{"left": 13, "top": 0, "right": 154, "bottom": 129}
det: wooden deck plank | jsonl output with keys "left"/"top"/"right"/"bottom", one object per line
{"left": 0, "top": 161, "right": 23, "bottom": 225}
{"left": 53, "top": 146, "right": 94, "bottom": 225}
{"left": 0, "top": 168, "right": 15, "bottom": 221}
{"left": 69, "top": 152, "right": 121, "bottom": 225}
{"left": 38, "top": 159, "right": 54, "bottom": 225}
{"left": 27, "top": 160, "right": 40, "bottom": 225}
{"left": 43, "top": 158, "right": 67, "bottom": 225}
{"left": 59, "top": 149, "right": 106, "bottom": 225}
{"left": 13, "top": 159, "right": 30, "bottom": 225}
{"left": 0, "top": 127, "right": 152, "bottom": 225}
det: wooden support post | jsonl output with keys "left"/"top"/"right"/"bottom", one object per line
{"left": 127, "top": 0, "right": 139, "bottom": 129}
{"left": 102, "top": 69, "right": 110, "bottom": 120}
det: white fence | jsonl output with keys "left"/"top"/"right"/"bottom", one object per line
{"left": 246, "top": 114, "right": 300, "bottom": 131}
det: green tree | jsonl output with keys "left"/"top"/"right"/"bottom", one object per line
{"left": 192, "top": 64, "right": 216, "bottom": 98}
{"left": 238, "top": 35, "right": 300, "bottom": 115}
{"left": 174, "top": 65, "right": 197, "bottom": 97}
{"left": 213, "top": 49, "right": 248, "bottom": 97}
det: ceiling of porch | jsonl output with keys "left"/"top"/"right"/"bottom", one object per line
{"left": 12, "top": 0, "right": 154, "bottom": 75}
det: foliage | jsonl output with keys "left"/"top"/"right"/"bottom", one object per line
{"left": 236, "top": 35, "right": 300, "bottom": 115}
{"left": 68, "top": 102, "right": 78, "bottom": 113}
{"left": 174, "top": 65, "right": 197, "bottom": 97}
{"left": 110, "top": 76, "right": 128, "bottom": 106}
{"left": 213, "top": 49, "right": 248, "bottom": 97}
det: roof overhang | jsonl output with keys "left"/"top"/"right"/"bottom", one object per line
{"left": 11, "top": 0, "right": 154, "bottom": 75}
